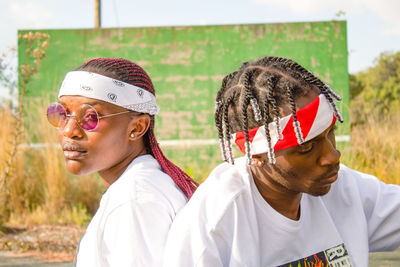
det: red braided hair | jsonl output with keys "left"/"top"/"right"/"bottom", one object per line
{"left": 76, "top": 58, "right": 198, "bottom": 199}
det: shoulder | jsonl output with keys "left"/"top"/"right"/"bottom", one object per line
{"left": 104, "top": 155, "right": 187, "bottom": 215}
{"left": 175, "top": 157, "right": 253, "bottom": 228}
{"left": 338, "top": 164, "right": 378, "bottom": 181}
{"left": 336, "top": 164, "right": 400, "bottom": 194}
{"left": 325, "top": 164, "right": 398, "bottom": 210}
{"left": 333, "top": 164, "right": 382, "bottom": 192}
{"left": 327, "top": 164, "right": 378, "bottom": 196}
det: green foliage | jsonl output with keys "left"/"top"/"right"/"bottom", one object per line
{"left": 350, "top": 51, "right": 400, "bottom": 125}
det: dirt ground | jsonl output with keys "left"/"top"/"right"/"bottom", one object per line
{"left": 1, "top": 225, "right": 400, "bottom": 266}
{"left": 0, "top": 225, "right": 84, "bottom": 263}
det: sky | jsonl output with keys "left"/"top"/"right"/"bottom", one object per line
{"left": 1, "top": 0, "right": 400, "bottom": 99}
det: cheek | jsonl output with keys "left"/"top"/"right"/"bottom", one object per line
{"left": 57, "top": 129, "right": 63, "bottom": 143}
{"left": 65, "top": 133, "right": 128, "bottom": 175}
{"left": 283, "top": 151, "right": 319, "bottom": 174}
{"left": 86, "top": 129, "right": 130, "bottom": 162}
{"left": 273, "top": 156, "right": 317, "bottom": 186}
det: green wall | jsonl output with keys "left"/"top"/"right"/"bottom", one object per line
{"left": 19, "top": 21, "right": 349, "bottom": 177}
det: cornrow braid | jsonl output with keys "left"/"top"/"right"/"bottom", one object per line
{"left": 214, "top": 56, "right": 343, "bottom": 165}
{"left": 77, "top": 58, "right": 198, "bottom": 199}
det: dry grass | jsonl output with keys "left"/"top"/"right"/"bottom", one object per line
{"left": 1, "top": 96, "right": 399, "bottom": 227}
{"left": 0, "top": 97, "right": 103, "bottom": 226}
{"left": 341, "top": 112, "right": 400, "bottom": 185}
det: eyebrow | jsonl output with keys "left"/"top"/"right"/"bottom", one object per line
{"left": 58, "top": 100, "right": 103, "bottom": 107}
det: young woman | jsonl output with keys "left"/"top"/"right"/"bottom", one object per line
{"left": 46, "top": 58, "right": 197, "bottom": 267}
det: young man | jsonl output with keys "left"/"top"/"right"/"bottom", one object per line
{"left": 163, "top": 56, "right": 400, "bottom": 267}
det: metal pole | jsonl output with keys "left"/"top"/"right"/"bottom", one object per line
{"left": 94, "top": 0, "right": 101, "bottom": 28}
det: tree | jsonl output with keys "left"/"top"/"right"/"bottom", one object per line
{"left": 350, "top": 51, "right": 400, "bottom": 125}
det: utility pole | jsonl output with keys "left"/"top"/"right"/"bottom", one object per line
{"left": 94, "top": 0, "right": 101, "bottom": 28}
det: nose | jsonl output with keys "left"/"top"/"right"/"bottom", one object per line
{"left": 61, "top": 116, "right": 84, "bottom": 139}
{"left": 319, "top": 136, "right": 341, "bottom": 166}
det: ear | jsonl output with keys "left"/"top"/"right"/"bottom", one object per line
{"left": 251, "top": 154, "right": 265, "bottom": 168}
{"left": 128, "top": 114, "right": 151, "bottom": 141}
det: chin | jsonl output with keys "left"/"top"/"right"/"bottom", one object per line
{"left": 309, "top": 185, "right": 332, "bottom": 196}
{"left": 65, "top": 160, "right": 93, "bottom": 176}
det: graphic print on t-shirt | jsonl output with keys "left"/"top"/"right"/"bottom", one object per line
{"left": 278, "top": 243, "right": 353, "bottom": 267}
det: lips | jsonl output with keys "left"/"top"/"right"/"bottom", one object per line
{"left": 318, "top": 165, "right": 340, "bottom": 184}
{"left": 320, "top": 172, "right": 338, "bottom": 184}
{"left": 62, "top": 142, "right": 87, "bottom": 160}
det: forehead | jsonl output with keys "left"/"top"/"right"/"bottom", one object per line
{"left": 59, "top": 95, "right": 122, "bottom": 111}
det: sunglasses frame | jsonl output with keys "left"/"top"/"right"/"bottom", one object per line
{"left": 47, "top": 102, "right": 132, "bottom": 131}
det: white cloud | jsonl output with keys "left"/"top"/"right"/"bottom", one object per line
{"left": 0, "top": 0, "right": 55, "bottom": 53}
{"left": 199, "top": 19, "right": 208, "bottom": 26}
{"left": 363, "top": 0, "right": 400, "bottom": 35}
{"left": 253, "top": 0, "right": 400, "bottom": 35}
{"left": 9, "top": 0, "right": 55, "bottom": 29}
{"left": 253, "top": 0, "right": 361, "bottom": 15}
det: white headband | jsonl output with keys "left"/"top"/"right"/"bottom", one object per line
{"left": 58, "top": 71, "right": 160, "bottom": 115}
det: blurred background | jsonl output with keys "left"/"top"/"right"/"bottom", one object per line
{"left": 0, "top": 0, "right": 399, "bottom": 265}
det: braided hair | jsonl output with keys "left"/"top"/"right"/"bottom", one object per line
{"left": 215, "top": 56, "right": 343, "bottom": 165}
{"left": 76, "top": 58, "right": 198, "bottom": 199}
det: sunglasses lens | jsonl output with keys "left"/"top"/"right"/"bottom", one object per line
{"left": 77, "top": 105, "right": 99, "bottom": 131}
{"left": 47, "top": 103, "right": 66, "bottom": 128}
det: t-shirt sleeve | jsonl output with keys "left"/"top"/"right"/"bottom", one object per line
{"left": 355, "top": 171, "right": 400, "bottom": 251}
{"left": 100, "top": 197, "right": 173, "bottom": 267}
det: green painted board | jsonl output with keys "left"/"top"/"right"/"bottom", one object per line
{"left": 18, "top": 21, "right": 349, "bottom": 177}
{"left": 19, "top": 20, "right": 349, "bottom": 139}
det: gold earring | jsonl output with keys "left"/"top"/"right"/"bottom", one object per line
{"left": 130, "top": 132, "right": 135, "bottom": 138}
{"left": 257, "top": 160, "right": 265, "bottom": 167}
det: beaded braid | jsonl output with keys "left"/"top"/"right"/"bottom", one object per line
{"left": 223, "top": 99, "right": 234, "bottom": 164}
{"left": 215, "top": 73, "right": 237, "bottom": 162}
{"left": 279, "top": 61, "right": 344, "bottom": 123}
{"left": 256, "top": 73, "right": 282, "bottom": 164}
{"left": 240, "top": 68, "right": 263, "bottom": 164}
{"left": 215, "top": 101, "right": 227, "bottom": 162}
{"left": 214, "top": 56, "right": 343, "bottom": 165}
{"left": 319, "top": 86, "right": 344, "bottom": 122}
{"left": 285, "top": 81, "right": 304, "bottom": 144}
{"left": 265, "top": 75, "right": 282, "bottom": 139}
{"left": 262, "top": 98, "right": 276, "bottom": 164}
{"left": 76, "top": 58, "right": 198, "bottom": 199}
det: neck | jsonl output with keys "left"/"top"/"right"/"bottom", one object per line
{"left": 251, "top": 166, "right": 302, "bottom": 220}
{"left": 99, "top": 143, "right": 147, "bottom": 189}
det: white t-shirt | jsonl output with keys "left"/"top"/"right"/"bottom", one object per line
{"left": 76, "top": 154, "right": 187, "bottom": 267}
{"left": 163, "top": 157, "right": 400, "bottom": 267}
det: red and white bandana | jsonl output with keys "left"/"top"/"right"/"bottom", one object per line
{"left": 232, "top": 94, "right": 336, "bottom": 155}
